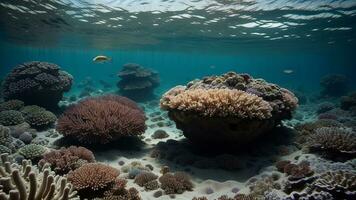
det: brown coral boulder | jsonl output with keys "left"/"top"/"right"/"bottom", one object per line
{"left": 160, "top": 72, "right": 298, "bottom": 145}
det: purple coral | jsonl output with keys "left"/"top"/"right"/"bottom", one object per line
{"left": 2, "top": 61, "right": 73, "bottom": 110}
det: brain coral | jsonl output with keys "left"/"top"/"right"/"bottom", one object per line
{"left": 1, "top": 61, "right": 73, "bottom": 110}
{"left": 307, "top": 127, "right": 356, "bottom": 157}
{"left": 56, "top": 95, "right": 146, "bottom": 144}
{"left": 67, "top": 163, "right": 120, "bottom": 198}
{"left": 160, "top": 71, "right": 298, "bottom": 145}
{"left": 39, "top": 146, "right": 95, "bottom": 175}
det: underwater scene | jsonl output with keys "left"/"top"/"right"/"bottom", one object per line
{"left": 0, "top": 0, "right": 356, "bottom": 199}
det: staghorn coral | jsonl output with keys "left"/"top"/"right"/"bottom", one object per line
{"left": 24, "top": 109, "right": 57, "bottom": 130}
{"left": 159, "top": 171, "right": 193, "bottom": 194}
{"left": 0, "top": 100, "right": 24, "bottom": 112}
{"left": 160, "top": 72, "right": 298, "bottom": 145}
{"left": 134, "top": 171, "right": 158, "bottom": 190}
{"left": 39, "top": 146, "right": 95, "bottom": 175}
{"left": 0, "top": 110, "right": 25, "bottom": 126}
{"left": 18, "top": 144, "right": 46, "bottom": 160}
{"left": 56, "top": 95, "right": 146, "bottom": 144}
{"left": 117, "top": 63, "right": 159, "bottom": 101}
{"left": 161, "top": 88, "right": 273, "bottom": 119}
{"left": 67, "top": 163, "right": 120, "bottom": 198}
{"left": 307, "top": 127, "right": 356, "bottom": 157}
{"left": 312, "top": 170, "right": 356, "bottom": 199}
{"left": 1, "top": 61, "right": 73, "bottom": 110}
{"left": 0, "top": 153, "right": 79, "bottom": 200}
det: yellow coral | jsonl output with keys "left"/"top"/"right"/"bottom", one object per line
{"left": 161, "top": 88, "right": 272, "bottom": 119}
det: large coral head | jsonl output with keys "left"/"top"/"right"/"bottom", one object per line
{"left": 56, "top": 95, "right": 146, "bottom": 144}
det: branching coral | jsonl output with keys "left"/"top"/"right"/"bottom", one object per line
{"left": 158, "top": 171, "right": 193, "bottom": 194}
{"left": 307, "top": 127, "right": 356, "bottom": 156}
{"left": 39, "top": 146, "right": 95, "bottom": 175}
{"left": 134, "top": 171, "right": 159, "bottom": 190}
{"left": 96, "top": 179, "right": 141, "bottom": 200}
{"left": 56, "top": 95, "right": 146, "bottom": 144}
{"left": 0, "top": 153, "right": 79, "bottom": 200}
{"left": 161, "top": 88, "right": 272, "bottom": 119}
{"left": 67, "top": 163, "right": 120, "bottom": 198}
{"left": 1, "top": 61, "right": 73, "bottom": 110}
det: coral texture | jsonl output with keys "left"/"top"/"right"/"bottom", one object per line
{"left": 159, "top": 171, "right": 193, "bottom": 194}
{"left": 307, "top": 127, "right": 356, "bottom": 156}
{"left": 56, "top": 95, "right": 146, "bottom": 144}
{"left": 67, "top": 163, "right": 120, "bottom": 198}
{"left": 117, "top": 63, "right": 159, "bottom": 101}
{"left": 320, "top": 74, "right": 348, "bottom": 97}
{"left": 341, "top": 92, "right": 356, "bottom": 110}
{"left": 0, "top": 153, "right": 79, "bottom": 200}
{"left": 1, "top": 61, "right": 73, "bottom": 109}
{"left": 0, "top": 100, "right": 24, "bottom": 112}
{"left": 18, "top": 144, "right": 46, "bottom": 160}
{"left": 160, "top": 72, "right": 298, "bottom": 145}
{"left": 24, "top": 109, "right": 57, "bottom": 130}
{"left": 0, "top": 125, "right": 14, "bottom": 153}
{"left": 39, "top": 146, "right": 95, "bottom": 175}
{"left": 0, "top": 110, "right": 25, "bottom": 126}
{"left": 95, "top": 179, "right": 141, "bottom": 200}
{"left": 134, "top": 171, "right": 158, "bottom": 190}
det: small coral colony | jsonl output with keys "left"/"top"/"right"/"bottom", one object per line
{"left": 0, "top": 61, "right": 355, "bottom": 200}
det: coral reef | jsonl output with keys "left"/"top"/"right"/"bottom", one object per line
{"left": 95, "top": 179, "right": 141, "bottom": 200}
{"left": 1, "top": 61, "right": 73, "bottom": 110}
{"left": 306, "top": 127, "right": 356, "bottom": 157}
{"left": 24, "top": 108, "right": 57, "bottom": 130}
{"left": 160, "top": 72, "right": 298, "bottom": 145}
{"left": 39, "top": 146, "right": 95, "bottom": 175}
{"left": 0, "top": 100, "right": 24, "bottom": 112}
{"left": 0, "top": 125, "right": 14, "bottom": 153}
{"left": 0, "top": 110, "right": 25, "bottom": 126}
{"left": 67, "top": 163, "right": 120, "bottom": 198}
{"left": 316, "top": 102, "right": 335, "bottom": 114}
{"left": 193, "top": 194, "right": 257, "bottom": 200}
{"left": 56, "top": 95, "right": 146, "bottom": 144}
{"left": 134, "top": 171, "right": 159, "bottom": 190}
{"left": 18, "top": 144, "right": 46, "bottom": 160}
{"left": 117, "top": 63, "right": 159, "bottom": 101}
{"left": 341, "top": 92, "right": 356, "bottom": 110}
{"left": 0, "top": 153, "right": 79, "bottom": 200}
{"left": 158, "top": 171, "right": 193, "bottom": 194}
{"left": 320, "top": 74, "right": 348, "bottom": 97}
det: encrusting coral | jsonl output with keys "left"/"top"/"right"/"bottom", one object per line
{"left": 39, "top": 146, "right": 95, "bottom": 175}
{"left": 0, "top": 153, "right": 79, "bottom": 200}
{"left": 67, "top": 163, "right": 120, "bottom": 198}
{"left": 56, "top": 95, "right": 146, "bottom": 144}
{"left": 158, "top": 171, "right": 193, "bottom": 194}
{"left": 1, "top": 61, "right": 73, "bottom": 110}
{"left": 306, "top": 127, "right": 356, "bottom": 157}
{"left": 160, "top": 71, "right": 298, "bottom": 145}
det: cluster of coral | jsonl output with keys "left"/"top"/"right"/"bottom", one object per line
{"left": 1, "top": 61, "right": 73, "bottom": 110}
{"left": 117, "top": 63, "right": 160, "bottom": 101}
{"left": 160, "top": 72, "right": 298, "bottom": 145}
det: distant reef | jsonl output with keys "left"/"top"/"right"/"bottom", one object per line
{"left": 117, "top": 63, "right": 159, "bottom": 102}
{"left": 160, "top": 71, "right": 298, "bottom": 146}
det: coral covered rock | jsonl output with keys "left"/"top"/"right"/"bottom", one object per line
{"left": 320, "top": 74, "right": 348, "bottom": 97}
{"left": 39, "top": 146, "right": 95, "bottom": 175}
{"left": 341, "top": 92, "right": 356, "bottom": 110}
{"left": 67, "top": 163, "right": 120, "bottom": 198}
{"left": 117, "top": 63, "right": 159, "bottom": 101}
{"left": 0, "top": 153, "right": 79, "bottom": 200}
{"left": 307, "top": 127, "right": 356, "bottom": 157}
{"left": 1, "top": 61, "right": 73, "bottom": 110}
{"left": 56, "top": 95, "right": 146, "bottom": 144}
{"left": 159, "top": 171, "right": 193, "bottom": 194}
{"left": 0, "top": 110, "right": 25, "bottom": 126}
{"left": 160, "top": 72, "right": 298, "bottom": 145}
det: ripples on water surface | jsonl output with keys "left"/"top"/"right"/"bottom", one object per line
{"left": 0, "top": 0, "right": 355, "bottom": 50}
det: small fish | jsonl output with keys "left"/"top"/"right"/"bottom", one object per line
{"left": 210, "top": 65, "right": 216, "bottom": 69}
{"left": 93, "top": 55, "right": 112, "bottom": 63}
{"left": 283, "top": 69, "right": 294, "bottom": 74}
